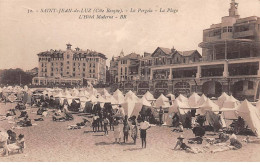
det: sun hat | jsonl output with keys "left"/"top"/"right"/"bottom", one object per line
{"left": 177, "top": 135, "right": 185, "bottom": 139}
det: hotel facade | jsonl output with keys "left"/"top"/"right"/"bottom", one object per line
{"left": 32, "top": 44, "right": 107, "bottom": 86}
{"left": 111, "top": 0, "right": 260, "bottom": 101}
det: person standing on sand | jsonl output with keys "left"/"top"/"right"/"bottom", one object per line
{"left": 159, "top": 106, "right": 164, "bottom": 125}
{"left": 103, "top": 116, "right": 109, "bottom": 136}
{"left": 139, "top": 118, "right": 151, "bottom": 148}
{"left": 113, "top": 119, "right": 123, "bottom": 144}
{"left": 131, "top": 120, "right": 138, "bottom": 144}
{"left": 123, "top": 116, "right": 130, "bottom": 143}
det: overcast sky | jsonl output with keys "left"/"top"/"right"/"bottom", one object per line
{"left": 0, "top": 0, "right": 260, "bottom": 70}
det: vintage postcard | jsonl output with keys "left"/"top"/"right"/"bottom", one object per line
{"left": 0, "top": 0, "right": 260, "bottom": 162}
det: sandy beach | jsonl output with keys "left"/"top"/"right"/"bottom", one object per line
{"left": 1, "top": 102, "right": 260, "bottom": 162}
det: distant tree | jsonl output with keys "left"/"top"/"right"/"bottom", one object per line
{"left": 0, "top": 68, "right": 34, "bottom": 86}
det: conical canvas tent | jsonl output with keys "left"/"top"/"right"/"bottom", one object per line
{"left": 131, "top": 97, "right": 152, "bottom": 117}
{"left": 124, "top": 92, "right": 139, "bottom": 102}
{"left": 121, "top": 97, "right": 136, "bottom": 117}
{"left": 237, "top": 100, "right": 260, "bottom": 137}
{"left": 199, "top": 98, "right": 222, "bottom": 130}
{"left": 125, "top": 90, "right": 134, "bottom": 98}
{"left": 220, "top": 95, "right": 240, "bottom": 120}
{"left": 188, "top": 92, "right": 200, "bottom": 108}
{"left": 166, "top": 93, "right": 175, "bottom": 101}
{"left": 166, "top": 99, "right": 190, "bottom": 125}
{"left": 113, "top": 89, "right": 125, "bottom": 104}
{"left": 90, "top": 95, "right": 98, "bottom": 103}
{"left": 198, "top": 98, "right": 220, "bottom": 115}
{"left": 113, "top": 89, "right": 123, "bottom": 97}
{"left": 196, "top": 94, "right": 208, "bottom": 107}
{"left": 176, "top": 94, "right": 188, "bottom": 103}
{"left": 217, "top": 92, "right": 229, "bottom": 108}
{"left": 143, "top": 91, "right": 155, "bottom": 101}
{"left": 155, "top": 94, "right": 170, "bottom": 108}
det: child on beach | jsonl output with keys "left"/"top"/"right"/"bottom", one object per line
{"left": 131, "top": 121, "right": 138, "bottom": 144}
{"left": 103, "top": 116, "right": 109, "bottom": 136}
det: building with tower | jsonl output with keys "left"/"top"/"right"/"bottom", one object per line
{"left": 111, "top": 0, "right": 260, "bottom": 101}
{"left": 32, "top": 43, "right": 107, "bottom": 86}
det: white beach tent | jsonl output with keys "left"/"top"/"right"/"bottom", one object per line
{"left": 143, "top": 91, "right": 155, "bottom": 102}
{"left": 121, "top": 97, "right": 138, "bottom": 117}
{"left": 125, "top": 90, "right": 134, "bottom": 98}
{"left": 166, "top": 99, "right": 191, "bottom": 126}
{"left": 131, "top": 97, "right": 152, "bottom": 117}
{"left": 217, "top": 92, "right": 230, "bottom": 108}
{"left": 237, "top": 100, "right": 260, "bottom": 137}
{"left": 89, "top": 95, "right": 98, "bottom": 103}
{"left": 220, "top": 95, "right": 240, "bottom": 120}
{"left": 124, "top": 92, "right": 139, "bottom": 102}
{"left": 166, "top": 93, "right": 175, "bottom": 101}
{"left": 198, "top": 98, "right": 220, "bottom": 115}
{"left": 113, "top": 89, "right": 125, "bottom": 104}
{"left": 222, "top": 95, "right": 240, "bottom": 108}
{"left": 196, "top": 94, "right": 208, "bottom": 107}
{"left": 176, "top": 94, "right": 189, "bottom": 103}
{"left": 188, "top": 92, "right": 201, "bottom": 108}
{"left": 155, "top": 94, "right": 171, "bottom": 108}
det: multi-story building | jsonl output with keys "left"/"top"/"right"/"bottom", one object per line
{"left": 117, "top": 52, "right": 141, "bottom": 82}
{"left": 114, "top": 0, "right": 260, "bottom": 101}
{"left": 109, "top": 51, "right": 123, "bottom": 84}
{"left": 32, "top": 44, "right": 107, "bottom": 86}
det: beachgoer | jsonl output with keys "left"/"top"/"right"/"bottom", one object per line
{"left": 7, "top": 130, "right": 16, "bottom": 144}
{"left": 113, "top": 119, "right": 123, "bottom": 144}
{"left": 123, "top": 117, "right": 130, "bottom": 143}
{"left": 211, "top": 134, "right": 242, "bottom": 153}
{"left": 173, "top": 122, "right": 184, "bottom": 132}
{"left": 174, "top": 135, "right": 203, "bottom": 154}
{"left": 103, "top": 117, "right": 109, "bottom": 135}
{"left": 131, "top": 121, "right": 138, "bottom": 144}
{"left": 159, "top": 106, "right": 164, "bottom": 125}
{"left": 140, "top": 119, "right": 151, "bottom": 148}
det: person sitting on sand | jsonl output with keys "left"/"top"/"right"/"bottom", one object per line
{"left": 173, "top": 122, "right": 184, "bottom": 132}
{"left": 7, "top": 130, "right": 16, "bottom": 144}
{"left": 174, "top": 135, "right": 203, "bottom": 154}
{"left": 211, "top": 134, "right": 242, "bottom": 153}
{"left": 242, "top": 135, "right": 260, "bottom": 144}
{"left": 192, "top": 123, "right": 205, "bottom": 137}
{"left": 214, "top": 129, "right": 229, "bottom": 144}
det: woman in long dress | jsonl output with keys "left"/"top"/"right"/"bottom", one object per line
{"left": 114, "top": 119, "right": 123, "bottom": 143}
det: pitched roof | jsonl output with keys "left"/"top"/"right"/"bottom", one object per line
{"left": 120, "top": 53, "right": 141, "bottom": 60}
{"left": 177, "top": 50, "right": 198, "bottom": 57}
{"left": 158, "top": 47, "right": 172, "bottom": 55}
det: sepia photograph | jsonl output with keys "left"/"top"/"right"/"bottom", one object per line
{"left": 0, "top": 0, "right": 260, "bottom": 162}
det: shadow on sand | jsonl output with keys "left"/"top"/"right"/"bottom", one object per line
{"left": 123, "top": 148, "right": 143, "bottom": 151}
{"left": 95, "top": 142, "right": 116, "bottom": 146}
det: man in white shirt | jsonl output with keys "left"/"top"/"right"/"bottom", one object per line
{"left": 139, "top": 119, "right": 151, "bottom": 148}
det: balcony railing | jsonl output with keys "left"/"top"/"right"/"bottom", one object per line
{"left": 233, "top": 30, "right": 254, "bottom": 38}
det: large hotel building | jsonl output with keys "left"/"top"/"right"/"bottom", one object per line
{"left": 32, "top": 44, "right": 107, "bottom": 86}
{"left": 110, "top": 0, "right": 260, "bottom": 101}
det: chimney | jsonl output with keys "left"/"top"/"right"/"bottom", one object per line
{"left": 75, "top": 47, "right": 80, "bottom": 51}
